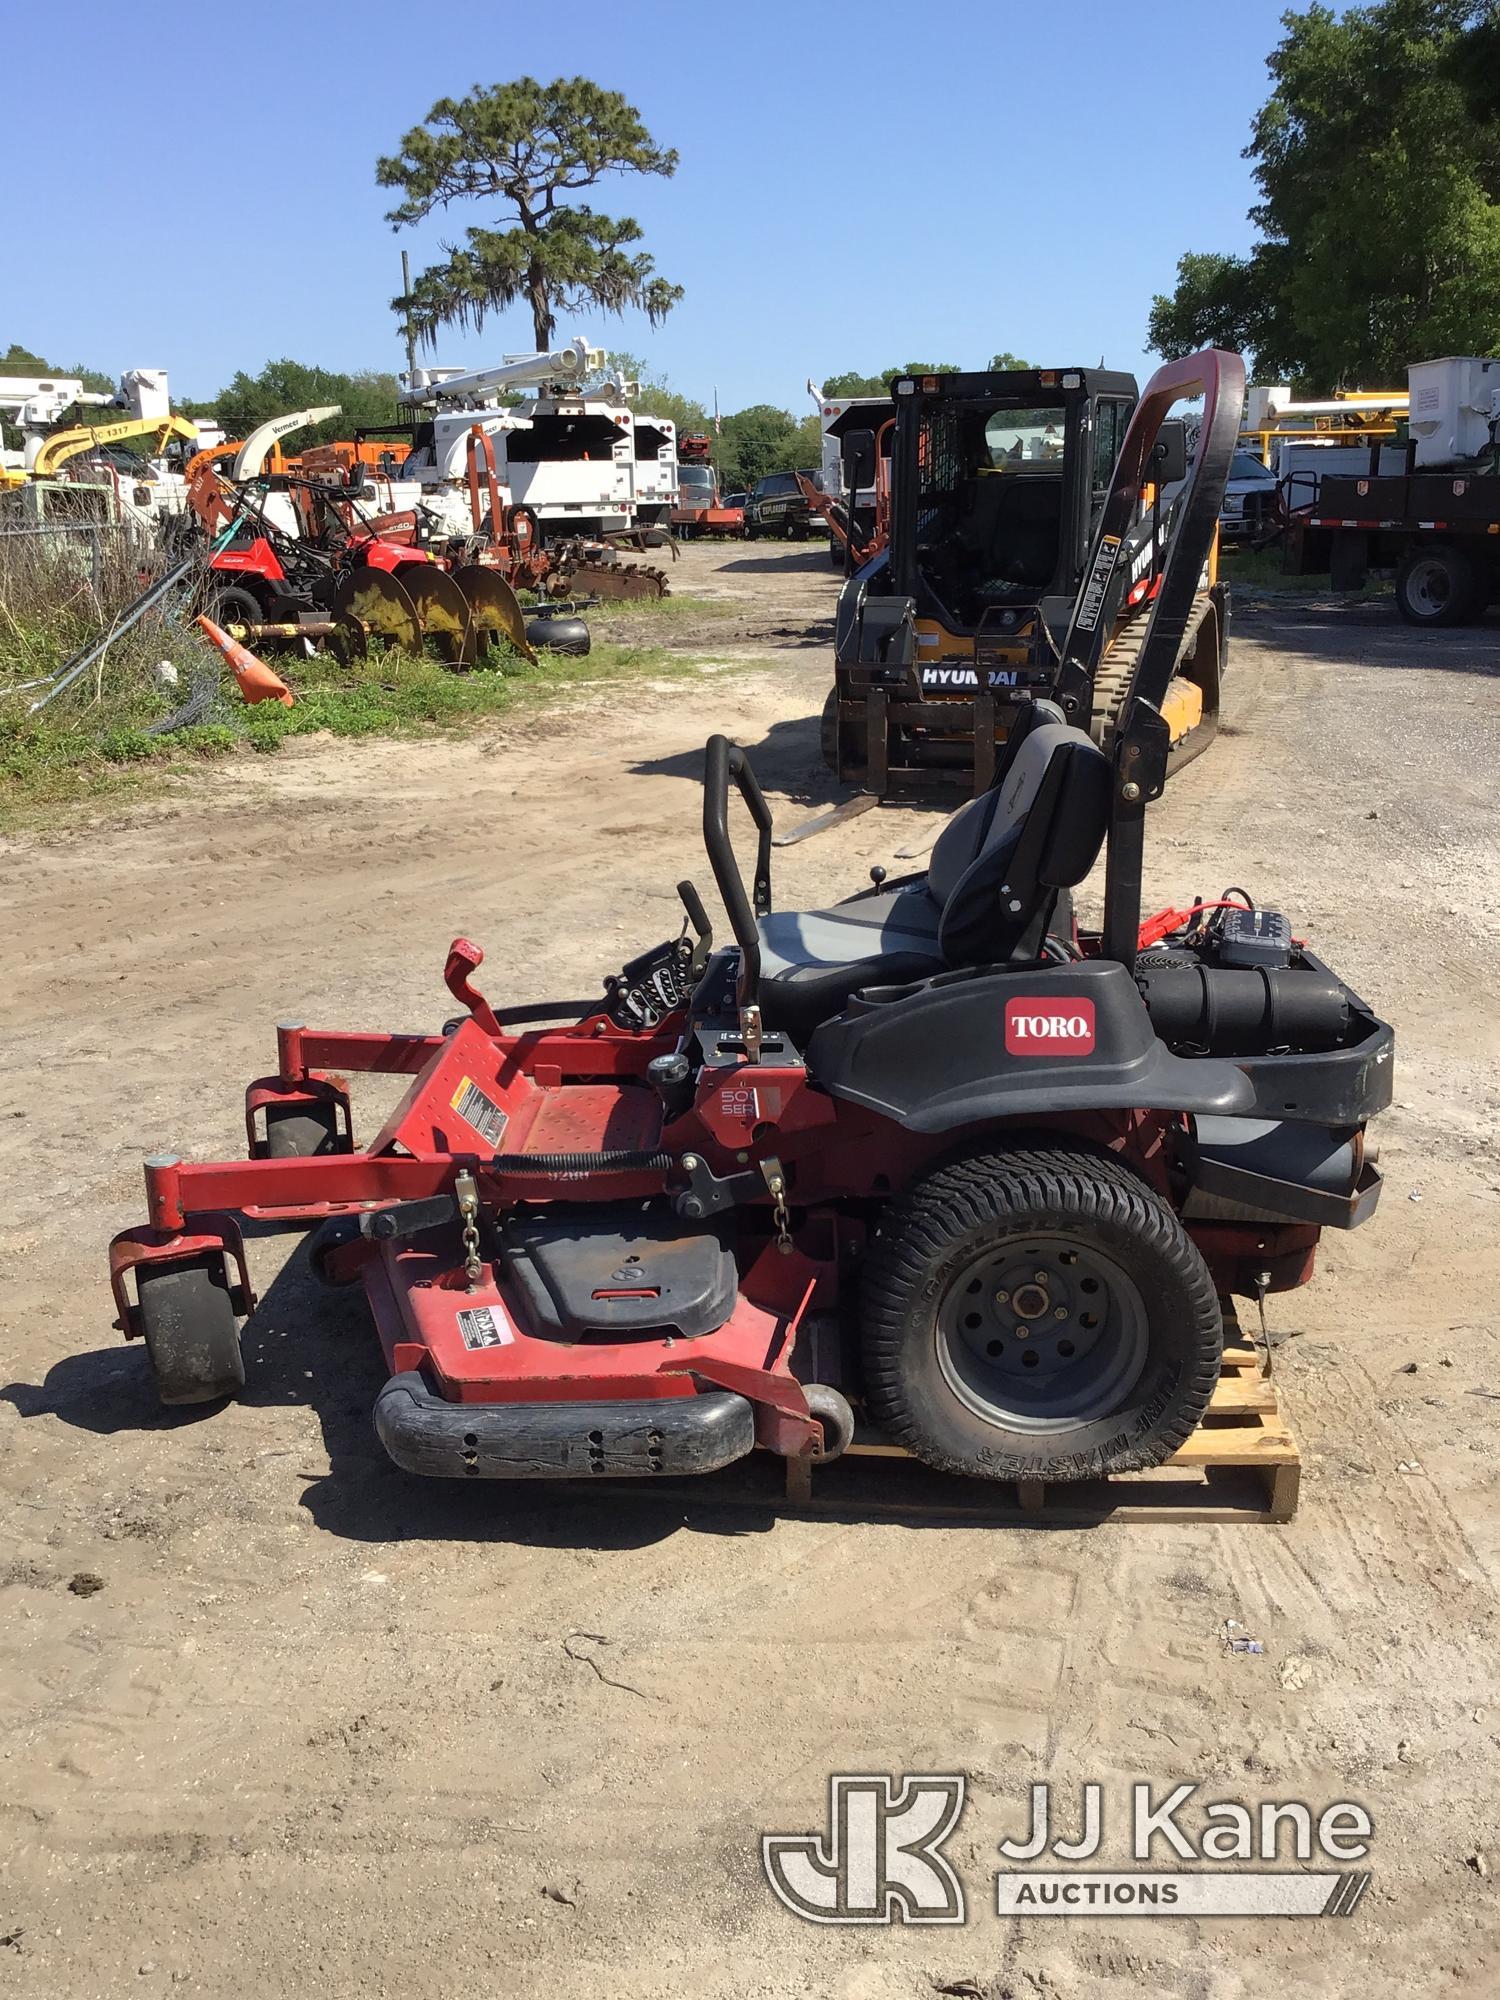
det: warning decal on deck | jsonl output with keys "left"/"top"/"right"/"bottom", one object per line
{"left": 457, "top": 1305, "right": 512, "bottom": 1350}
{"left": 449, "top": 1076, "right": 508, "bottom": 1148}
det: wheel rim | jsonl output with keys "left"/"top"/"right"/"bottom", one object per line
{"left": 934, "top": 1234, "right": 1149, "bottom": 1433}
{"left": 1405, "top": 557, "right": 1451, "bottom": 617}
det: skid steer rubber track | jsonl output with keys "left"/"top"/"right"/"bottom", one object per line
{"left": 1090, "top": 590, "right": 1216, "bottom": 763}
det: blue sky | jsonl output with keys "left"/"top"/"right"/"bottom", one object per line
{"left": 9, "top": 0, "right": 1289, "bottom": 411}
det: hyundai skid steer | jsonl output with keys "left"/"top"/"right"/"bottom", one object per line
{"left": 820, "top": 364, "right": 1228, "bottom": 808}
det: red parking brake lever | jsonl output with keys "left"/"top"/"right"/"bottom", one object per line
{"left": 443, "top": 937, "right": 504, "bottom": 1038}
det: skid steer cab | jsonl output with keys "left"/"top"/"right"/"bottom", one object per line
{"left": 106, "top": 349, "right": 1391, "bottom": 1495}
{"left": 822, "top": 364, "right": 1228, "bottom": 802}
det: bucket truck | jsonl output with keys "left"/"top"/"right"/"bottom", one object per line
{"left": 395, "top": 337, "right": 642, "bottom": 540}
{"left": 1291, "top": 356, "right": 1500, "bottom": 624}
{"left": 1, "top": 368, "right": 216, "bottom": 532}
{"left": 0, "top": 374, "right": 116, "bottom": 483}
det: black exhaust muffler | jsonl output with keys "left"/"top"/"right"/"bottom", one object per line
{"left": 1139, "top": 963, "right": 1348, "bottom": 1054}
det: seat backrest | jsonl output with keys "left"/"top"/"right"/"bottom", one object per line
{"left": 927, "top": 722, "right": 1111, "bottom": 965}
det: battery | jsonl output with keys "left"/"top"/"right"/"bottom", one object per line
{"left": 1217, "top": 907, "right": 1293, "bottom": 969}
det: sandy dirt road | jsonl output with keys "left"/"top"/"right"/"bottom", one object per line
{"left": 2, "top": 541, "right": 1498, "bottom": 1997}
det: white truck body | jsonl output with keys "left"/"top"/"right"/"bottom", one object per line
{"left": 811, "top": 390, "right": 890, "bottom": 511}
{"left": 503, "top": 389, "right": 635, "bottom": 534}
{"left": 395, "top": 336, "right": 637, "bottom": 537}
{"left": 629, "top": 411, "right": 678, "bottom": 522}
{"left": 1407, "top": 357, "right": 1500, "bottom": 469}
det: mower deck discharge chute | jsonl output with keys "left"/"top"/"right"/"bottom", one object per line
{"left": 107, "top": 351, "right": 1392, "bottom": 1491}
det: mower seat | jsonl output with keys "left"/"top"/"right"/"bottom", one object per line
{"left": 757, "top": 718, "right": 1111, "bottom": 1040}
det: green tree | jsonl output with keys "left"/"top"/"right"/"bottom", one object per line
{"left": 378, "top": 77, "right": 682, "bottom": 352}
{"left": 715, "top": 403, "right": 796, "bottom": 488}
{"left": 988, "top": 351, "right": 1033, "bottom": 370}
{"left": 818, "top": 362, "right": 962, "bottom": 397}
{"left": 211, "top": 361, "right": 403, "bottom": 446}
{"left": 818, "top": 368, "right": 889, "bottom": 397}
{"left": 1148, "top": 1, "right": 1500, "bottom": 388}
{"left": 1, "top": 343, "right": 114, "bottom": 394}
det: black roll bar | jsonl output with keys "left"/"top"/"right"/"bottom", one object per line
{"left": 702, "top": 735, "right": 774, "bottom": 1009}
{"left": 1053, "top": 348, "right": 1246, "bottom": 970}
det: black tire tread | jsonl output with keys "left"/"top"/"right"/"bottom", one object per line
{"left": 861, "top": 1142, "right": 1222, "bottom": 1480}
{"left": 139, "top": 1258, "right": 245, "bottom": 1406}
{"left": 263, "top": 1103, "right": 341, "bottom": 1158}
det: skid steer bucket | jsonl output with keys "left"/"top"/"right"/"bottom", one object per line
{"left": 403, "top": 567, "right": 477, "bottom": 666}
{"left": 453, "top": 566, "right": 537, "bottom": 665}
{"left": 332, "top": 568, "right": 423, "bottom": 655}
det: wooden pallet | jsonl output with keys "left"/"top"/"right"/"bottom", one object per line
{"left": 781, "top": 1322, "right": 1302, "bottom": 1525}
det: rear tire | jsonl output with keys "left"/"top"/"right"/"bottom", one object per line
{"left": 860, "top": 1144, "right": 1222, "bottom": 1479}
{"left": 1395, "top": 544, "right": 1482, "bottom": 626}
{"left": 138, "top": 1258, "right": 244, "bottom": 1406}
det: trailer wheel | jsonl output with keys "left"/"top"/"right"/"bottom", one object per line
{"left": 138, "top": 1257, "right": 245, "bottom": 1406}
{"left": 860, "top": 1144, "right": 1222, "bottom": 1480}
{"left": 264, "top": 1102, "right": 342, "bottom": 1158}
{"left": 1395, "top": 544, "right": 1483, "bottom": 626}
{"left": 820, "top": 687, "right": 868, "bottom": 779}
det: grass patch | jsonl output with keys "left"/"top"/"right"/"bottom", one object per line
{"left": 1221, "top": 545, "right": 1390, "bottom": 598}
{"left": 0, "top": 545, "right": 687, "bottom": 832}
{"left": 590, "top": 591, "right": 736, "bottom": 621}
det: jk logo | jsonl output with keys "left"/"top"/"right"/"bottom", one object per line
{"left": 761, "top": 1774, "right": 967, "bottom": 1924}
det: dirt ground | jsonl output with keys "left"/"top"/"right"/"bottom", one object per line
{"left": 2, "top": 539, "right": 1497, "bottom": 1998}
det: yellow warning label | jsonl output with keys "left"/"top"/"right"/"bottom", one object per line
{"left": 449, "top": 1076, "right": 508, "bottom": 1148}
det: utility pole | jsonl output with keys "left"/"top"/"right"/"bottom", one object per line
{"left": 401, "top": 251, "right": 416, "bottom": 383}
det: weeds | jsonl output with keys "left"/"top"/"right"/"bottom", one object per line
{"left": 0, "top": 528, "right": 688, "bottom": 832}
{"left": 1220, "top": 544, "right": 1390, "bottom": 598}
{"left": 590, "top": 591, "right": 735, "bottom": 621}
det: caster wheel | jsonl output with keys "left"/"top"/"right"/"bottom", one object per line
{"left": 138, "top": 1257, "right": 245, "bottom": 1406}
{"left": 264, "top": 1100, "right": 343, "bottom": 1157}
{"left": 805, "top": 1382, "right": 855, "bottom": 1461}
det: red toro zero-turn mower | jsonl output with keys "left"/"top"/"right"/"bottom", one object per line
{"left": 107, "top": 350, "right": 1392, "bottom": 1489}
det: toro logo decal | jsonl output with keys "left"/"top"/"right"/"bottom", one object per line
{"left": 1004, "top": 997, "right": 1097, "bottom": 1057}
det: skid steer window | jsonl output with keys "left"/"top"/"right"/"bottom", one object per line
{"left": 984, "top": 407, "right": 1066, "bottom": 466}
{"left": 1092, "top": 399, "right": 1133, "bottom": 491}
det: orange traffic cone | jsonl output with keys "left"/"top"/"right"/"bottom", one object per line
{"left": 196, "top": 614, "right": 295, "bottom": 707}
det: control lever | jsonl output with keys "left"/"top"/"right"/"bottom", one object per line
{"left": 677, "top": 878, "right": 714, "bottom": 976}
